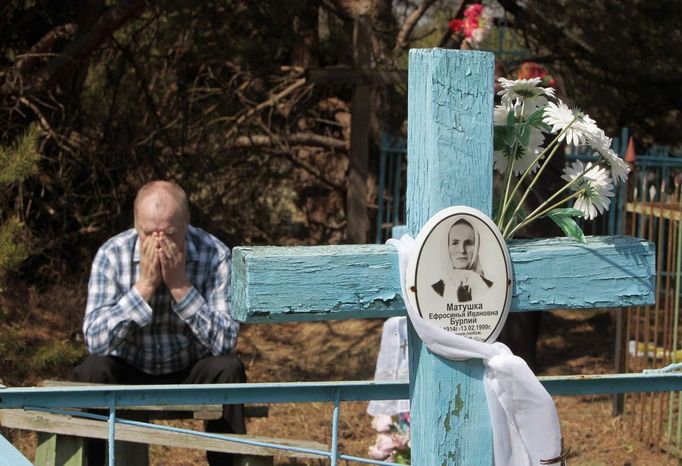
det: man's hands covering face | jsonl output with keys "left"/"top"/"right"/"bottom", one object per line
{"left": 158, "top": 234, "right": 188, "bottom": 290}
{"left": 135, "top": 233, "right": 191, "bottom": 303}
{"left": 135, "top": 234, "right": 162, "bottom": 302}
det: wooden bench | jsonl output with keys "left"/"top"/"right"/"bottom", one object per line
{"left": 0, "top": 381, "right": 326, "bottom": 466}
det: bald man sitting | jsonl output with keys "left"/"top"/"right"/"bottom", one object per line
{"left": 74, "top": 180, "right": 245, "bottom": 466}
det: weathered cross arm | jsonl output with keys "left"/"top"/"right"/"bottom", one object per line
{"left": 231, "top": 235, "right": 655, "bottom": 323}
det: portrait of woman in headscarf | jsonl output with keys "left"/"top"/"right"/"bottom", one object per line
{"left": 431, "top": 217, "right": 493, "bottom": 302}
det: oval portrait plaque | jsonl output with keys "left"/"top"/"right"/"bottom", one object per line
{"left": 405, "top": 206, "right": 512, "bottom": 343}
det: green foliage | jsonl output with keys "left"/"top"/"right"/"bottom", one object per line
{"left": 0, "top": 326, "right": 26, "bottom": 360}
{"left": 0, "top": 325, "right": 29, "bottom": 381}
{"left": 0, "top": 125, "right": 40, "bottom": 289}
{"left": 0, "top": 124, "right": 40, "bottom": 186}
{"left": 0, "top": 325, "right": 86, "bottom": 383}
{"left": 547, "top": 208, "right": 586, "bottom": 243}
{"left": 0, "top": 218, "right": 30, "bottom": 276}
{"left": 28, "top": 339, "right": 87, "bottom": 371}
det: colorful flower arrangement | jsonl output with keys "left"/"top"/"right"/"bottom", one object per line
{"left": 448, "top": 2, "right": 503, "bottom": 48}
{"left": 493, "top": 77, "right": 630, "bottom": 240}
{"left": 368, "top": 413, "right": 411, "bottom": 464}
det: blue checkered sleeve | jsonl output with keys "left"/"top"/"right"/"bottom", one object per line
{"left": 83, "top": 240, "right": 153, "bottom": 355}
{"left": 173, "top": 246, "right": 239, "bottom": 355}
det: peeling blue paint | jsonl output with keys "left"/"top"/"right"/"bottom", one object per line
{"left": 453, "top": 384, "right": 464, "bottom": 417}
{"left": 232, "top": 236, "right": 654, "bottom": 322}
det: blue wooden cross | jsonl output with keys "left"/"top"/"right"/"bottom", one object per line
{"left": 232, "top": 49, "right": 655, "bottom": 464}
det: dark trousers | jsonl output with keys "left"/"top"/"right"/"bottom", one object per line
{"left": 73, "top": 353, "right": 246, "bottom": 466}
{"left": 498, "top": 312, "right": 542, "bottom": 372}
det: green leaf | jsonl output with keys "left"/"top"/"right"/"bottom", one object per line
{"left": 547, "top": 208, "right": 586, "bottom": 243}
{"left": 506, "top": 110, "right": 516, "bottom": 127}
{"left": 493, "top": 126, "right": 507, "bottom": 152}
{"left": 547, "top": 207, "right": 584, "bottom": 218}
{"left": 504, "top": 124, "right": 516, "bottom": 146}
{"left": 525, "top": 107, "right": 551, "bottom": 132}
{"left": 503, "top": 111, "right": 518, "bottom": 146}
{"left": 517, "top": 122, "right": 531, "bottom": 147}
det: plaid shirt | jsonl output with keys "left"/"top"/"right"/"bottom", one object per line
{"left": 83, "top": 225, "right": 239, "bottom": 374}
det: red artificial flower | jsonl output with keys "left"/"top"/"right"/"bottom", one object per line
{"left": 517, "top": 61, "right": 557, "bottom": 87}
{"left": 449, "top": 3, "right": 485, "bottom": 38}
{"left": 448, "top": 18, "right": 464, "bottom": 33}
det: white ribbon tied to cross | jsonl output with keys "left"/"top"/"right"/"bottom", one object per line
{"left": 388, "top": 235, "right": 564, "bottom": 466}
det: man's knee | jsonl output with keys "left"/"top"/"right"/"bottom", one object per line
{"left": 187, "top": 354, "right": 246, "bottom": 384}
{"left": 73, "top": 355, "right": 122, "bottom": 383}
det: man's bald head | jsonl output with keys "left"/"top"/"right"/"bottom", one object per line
{"left": 134, "top": 181, "right": 189, "bottom": 224}
{"left": 133, "top": 181, "right": 190, "bottom": 247}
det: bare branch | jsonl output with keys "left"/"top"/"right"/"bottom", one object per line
{"left": 15, "top": 24, "right": 79, "bottom": 75}
{"left": 394, "top": 0, "right": 441, "bottom": 50}
{"left": 231, "top": 132, "right": 348, "bottom": 150}
{"left": 495, "top": 0, "right": 596, "bottom": 59}
{"left": 24, "top": 0, "right": 147, "bottom": 94}
{"left": 226, "top": 78, "right": 309, "bottom": 139}
{"left": 284, "top": 152, "right": 345, "bottom": 190}
{"left": 18, "top": 96, "right": 74, "bottom": 154}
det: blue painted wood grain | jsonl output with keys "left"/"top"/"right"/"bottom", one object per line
{"left": 406, "top": 48, "right": 495, "bottom": 466}
{"left": 231, "top": 235, "right": 655, "bottom": 322}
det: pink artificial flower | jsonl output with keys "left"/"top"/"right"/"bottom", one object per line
{"left": 372, "top": 414, "right": 394, "bottom": 433}
{"left": 464, "top": 3, "right": 484, "bottom": 19}
{"left": 462, "top": 17, "right": 478, "bottom": 38}
{"left": 449, "top": 3, "right": 483, "bottom": 38}
{"left": 392, "top": 433, "right": 410, "bottom": 450}
{"left": 368, "top": 433, "right": 395, "bottom": 460}
{"left": 368, "top": 446, "right": 390, "bottom": 460}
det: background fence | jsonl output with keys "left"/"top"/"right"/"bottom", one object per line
{"left": 622, "top": 137, "right": 682, "bottom": 457}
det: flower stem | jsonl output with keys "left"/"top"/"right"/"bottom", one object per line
{"left": 501, "top": 141, "right": 563, "bottom": 237}
{"left": 506, "top": 163, "right": 593, "bottom": 237}
{"left": 498, "top": 158, "right": 516, "bottom": 229}
{"left": 506, "top": 190, "right": 584, "bottom": 239}
{"left": 501, "top": 115, "right": 581, "bottom": 236}
{"left": 497, "top": 139, "right": 557, "bottom": 231}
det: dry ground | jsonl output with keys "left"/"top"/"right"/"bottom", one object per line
{"left": 0, "top": 283, "right": 677, "bottom": 465}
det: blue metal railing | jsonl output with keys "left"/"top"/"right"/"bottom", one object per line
{"left": 5, "top": 374, "right": 682, "bottom": 464}
{"left": 375, "top": 133, "right": 407, "bottom": 244}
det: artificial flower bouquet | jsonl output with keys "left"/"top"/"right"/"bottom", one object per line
{"left": 368, "top": 413, "right": 411, "bottom": 464}
{"left": 493, "top": 77, "right": 630, "bottom": 240}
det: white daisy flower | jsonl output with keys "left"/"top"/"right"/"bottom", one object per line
{"left": 494, "top": 126, "right": 545, "bottom": 175}
{"left": 497, "top": 78, "right": 555, "bottom": 115}
{"left": 587, "top": 133, "right": 630, "bottom": 185}
{"left": 543, "top": 101, "right": 601, "bottom": 146}
{"left": 561, "top": 161, "right": 615, "bottom": 220}
{"left": 494, "top": 103, "right": 512, "bottom": 125}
